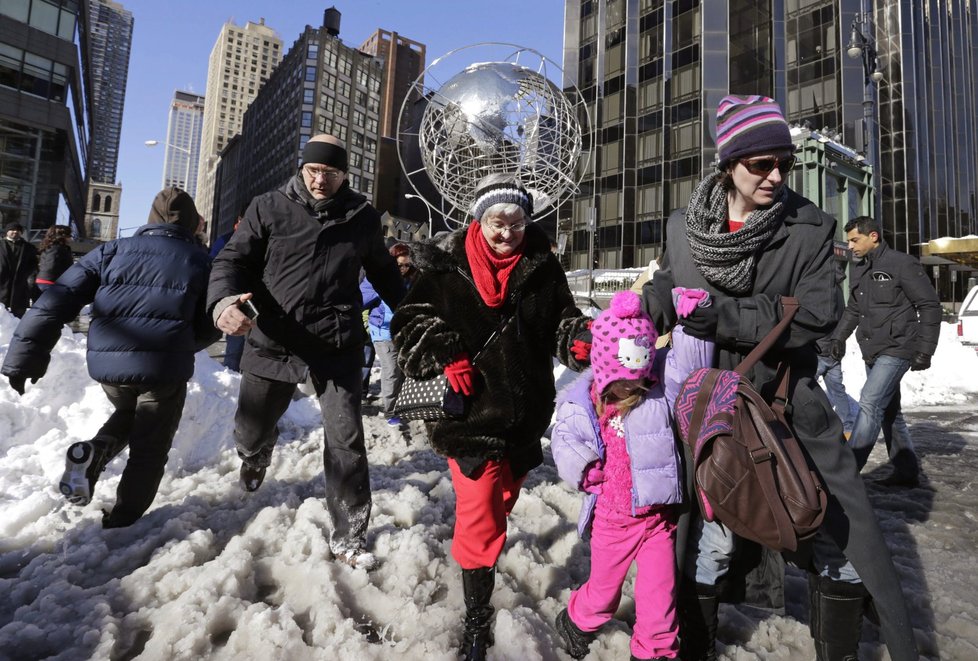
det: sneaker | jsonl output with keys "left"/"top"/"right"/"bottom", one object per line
{"left": 386, "top": 416, "right": 401, "bottom": 427}
{"left": 240, "top": 462, "right": 267, "bottom": 492}
{"left": 59, "top": 441, "right": 106, "bottom": 506}
{"left": 336, "top": 547, "right": 378, "bottom": 571}
{"left": 556, "top": 608, "right": 596, "bottom": 659}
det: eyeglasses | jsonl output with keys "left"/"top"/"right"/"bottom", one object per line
{"left": 303, "top": 166, "right": 344, "bottom": 181}
{"left": 484, "top": 221, "right": 526, "bottom": 235}
{"left": 739, "top": 155, "right": 796, "bottom": 176}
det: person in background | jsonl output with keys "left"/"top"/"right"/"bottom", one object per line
{"left": 828, "top": 215, "right": 941, "bottom": 488}
{"left": 209, "top": 205, "right": 248, "bottom": 372}
{"left": 1, "top": 221, "right": 38, "bottom": 317}
{"left": 1, "top": 187, "right": 218, "bottom": 528}
{"left": 361, "top": 242, "right": 417, "bottom": 425}
{"left": 33, "top": 225, "right": 74, "bottom": 299}
{"left": 642, "top": 95, "right": 917, "bottom": 661}
{"left": 551, "top": 291, "right": 711, "bottom": 661}
{"left": 391, "top": 173, "right": 591, "bottom": 660}
{"left": 208, "top": 134, "right": 404, "bottom": 570}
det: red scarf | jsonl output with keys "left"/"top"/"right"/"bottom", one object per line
{"left": 464, "top": 221, "right": 524, "bottom": 308}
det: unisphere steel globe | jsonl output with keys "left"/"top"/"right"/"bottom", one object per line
{"left": 418, "top": 61, "right": 582, "bottom": 217}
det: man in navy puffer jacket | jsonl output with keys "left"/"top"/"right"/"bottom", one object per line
{"left": 2, "top": 187, "right": 219, "bottom": 528}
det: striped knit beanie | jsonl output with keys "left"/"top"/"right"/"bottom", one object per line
{"left": 470, "top": 174, "right": 533, "bottom": 222}
{"left": 715, "top": 95, "right": 793, "bottom": 168}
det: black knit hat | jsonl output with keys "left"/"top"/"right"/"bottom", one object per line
{"left": 4, "top": 221, "right": 24, "bottom": 233}
{"left": 470, "top": 174, "right": 533, "bottom": 221}
{"left": 147, "top": 187, "right": 200, "bottom": 232}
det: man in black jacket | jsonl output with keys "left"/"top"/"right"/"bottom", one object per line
{"left": 208, "top": 134, "right": 404, "bottom": 570}
{"left": 1, "top": 221, "right": 39, "bottom": 317}
{"left": 829, "top": 215, "right": 941, "bottom": 487}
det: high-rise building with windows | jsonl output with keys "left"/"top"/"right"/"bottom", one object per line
{"left": 0, "top": 0, "right": 91, "bottom": 237}
{"left": 196, "top": 18, "right": 282, "bottom": 235}
{"left": 212, "top": 8, "right": 391, "bottom": 239}
{"left": 162, "top": 90, "right": 205, "bottom": 195}
{"left": 561, "top": 0, "right": 978, "bottom": 297}
{"left": 84, "top": 0, "right": 131, "bottom": 186}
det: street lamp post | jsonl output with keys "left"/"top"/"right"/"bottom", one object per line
{"left": 846, "top": 7, "right": 885, "bottom": 221}
{"left": 145, "top": 139, "right": 193, "bottom": 193}
{"left": 404, "top": 193, "right": 434, "bottom": 239}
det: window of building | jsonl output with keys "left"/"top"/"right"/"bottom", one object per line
{"left": 353, "top": 110, "right": 365, "bottom": 126}
{"left": 305, "top": 66, "right": 316, "bottom": 82}
{"left": 104, "top": 195, "right": 112, "bottom": 212}
{"left": 638, "top": 131, "right": 662, "bottom": 164}
{"left": 303, "top": 88, "right": 315, "bottom": 104}
{"left": 363, "top": 157, "right": 375, "bottom": 173}
{"left": 602, "top": 91, "right": 622, "bottom": 127}
{"left": 92, "top": 193, "right": 101, "bottom": 211}
{"left": 307, "top": 43, "right": 319, "bottom": 60}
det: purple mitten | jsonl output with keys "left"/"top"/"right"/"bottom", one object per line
{"left": 581, "top": 461, "right": 606, "bottom": 494}
{"left": 672, "top": 287, "right": 712, "bottom": 319}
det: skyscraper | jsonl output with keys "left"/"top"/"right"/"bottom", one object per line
{"left": 196, "top": 18, "right": 282, "bottom": 233}
{"left": 162, "top": 90, "right": 205, "bottom": 196}
{"left": 0, "top": 0, "right": 91, "bottom": 236}
{"left": 561, "top": 0, "right": 978, "bottom": 296}
{"left": 84, "top": 0, "right": 132, "bottom": 186}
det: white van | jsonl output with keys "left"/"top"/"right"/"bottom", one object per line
{"left": 959, "top": 285, "right": 978, "bottom": 345}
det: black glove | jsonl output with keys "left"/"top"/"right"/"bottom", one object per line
{"left": 910, "top": 351, "right": 931, "bottom": 371}
{"left": 680, "top": 303, "right": 719, "bottom": 339}
{"left": 828, "top": 339, "right": 846, "bottom": 362}
{"left": 7, "top": 375, "right": 36, "bottom": 395}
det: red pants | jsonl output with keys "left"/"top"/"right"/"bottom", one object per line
{"left": 448, "top": 458, "right": 525, "bottom": 569}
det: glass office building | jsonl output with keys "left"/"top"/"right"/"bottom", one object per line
{"left": 561, "top": 0, "right": 978, "bottom": 289}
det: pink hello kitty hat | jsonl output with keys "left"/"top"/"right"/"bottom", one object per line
{"left": 590, "top": 290, "right": 659, "bottom": 394}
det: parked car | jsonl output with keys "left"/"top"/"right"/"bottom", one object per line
{"left": 959, "top": 285, "right": 978, "bottom": 346}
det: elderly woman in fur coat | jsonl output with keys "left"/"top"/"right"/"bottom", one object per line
{"left": 390, "top": 174, "right": 590, "bottom": 661}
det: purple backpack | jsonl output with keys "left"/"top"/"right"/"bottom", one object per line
{"left": 673, "top": 297, "right": 827, "bottom": 552}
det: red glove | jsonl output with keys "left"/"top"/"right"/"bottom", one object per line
{"left": 444, "top": 353, "right": 475, "bottom": 395}
{"left": 580, "top": 461, "right": 606, "bottom": 494}
{"left": 571, "top": 339, "right": 591, "bottom": 362}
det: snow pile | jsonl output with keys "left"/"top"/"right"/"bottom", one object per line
{"left": 1, "top": 307, "right": 977, "bottom": 659}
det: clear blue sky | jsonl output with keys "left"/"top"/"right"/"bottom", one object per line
{"left": 115, "top": 0, "right": 567, "bottom": 235}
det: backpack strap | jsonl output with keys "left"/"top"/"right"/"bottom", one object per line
{"left": 735, "top": 297, "right": 800, "bottom": 376}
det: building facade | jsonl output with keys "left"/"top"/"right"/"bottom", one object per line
{"left": 0, "top": 0, "right": 91, "bottom": 237}
{"left": 83, "top": 0, "right": 131, "bottom": 186}
{"left": 561, "top": 0, "right": 978, "bottom": 296}
{"left": 161, "top": 90, "right": 205, "bottom": 195}
{"left": 212, "top": 8, "right": 388, "bottom": 239}
{"left": 195, "top": 18, "right": 282, "bottom": 236}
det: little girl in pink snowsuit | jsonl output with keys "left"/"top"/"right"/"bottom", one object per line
{"left": 551, "top": 289, "right": 712, "bottom": 660}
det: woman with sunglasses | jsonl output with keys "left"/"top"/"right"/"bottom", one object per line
{"left": 642, "top": 95, "right": 917, "bottom": 661}
{"left": 390, "top": 173, "right": 591, "bottom": 660}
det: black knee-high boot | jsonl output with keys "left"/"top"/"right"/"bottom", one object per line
{"left": 460, "top": 566, "right": 495, "bottom": 661}
{"left": 678, "top": 581, "right": 719, "bottom": 661}
{"left": 809, "top": 574, "right": 867, "bottom": 661}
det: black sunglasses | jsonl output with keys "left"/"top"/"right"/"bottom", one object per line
{"left": 739, "top": 155, "right": 796, "bottom": 176}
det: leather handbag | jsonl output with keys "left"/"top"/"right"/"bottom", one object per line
{"left": 393, "top": 314, "right": 511, "bottom": 422}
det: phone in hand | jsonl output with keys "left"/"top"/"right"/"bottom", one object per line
{"left": 239, "top": 299, "right": 259, "bottom": 320}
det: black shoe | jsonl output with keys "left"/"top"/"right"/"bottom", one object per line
{"left": 101, "top": 508, "right": 140, "bottom": 529}
{"left": 556, "top": 608, "right": 596, "bottom": 659}
{"left": 60, "top": 441, "right": 107, "bottom": 505}
{"left": 809, "top": 574, "right": 867, "bottom": 661}
{"left": 874, "top": 472, "right": 919, "bottom": 488}
{"left": 240, "top": 462, "right": 267, "bottom": 492}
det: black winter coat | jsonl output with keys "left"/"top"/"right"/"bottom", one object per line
{"left": 0, "top": 237, "right": 38, "bottom": 316}
{"left": 644, "top": 187, "right": 918, "bottom": 660}
{"left": 831, "top": 240, "right": 941, "bottom": 362}
{"left": 207, "top": 180, "right": 404, "bottom": 383}
{"left": 36, "top": 243, "right": 74, "bottom": 283}
{"left": 390, "top": 223, "right": 589, "bottom": 478}
{"left": 2, "top": 224, "right": 216, "bottom": 385}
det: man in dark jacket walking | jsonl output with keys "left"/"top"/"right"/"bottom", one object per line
{"left": 2, "top": 188, "right": 218, "bottom": 528}
{"left": 208, "top": 134, "right": 404, "bottom": 570}
{"left": 828, "top": 215, "right": 941, "bottom": 487}
{"left": 1, "top": 221, "right": 39, "bottom": 317}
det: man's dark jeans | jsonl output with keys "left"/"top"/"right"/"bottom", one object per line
{"left": 234, "top": 368, "right": 371, "bottom": 555}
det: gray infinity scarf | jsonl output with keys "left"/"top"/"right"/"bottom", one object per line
{"left": 684, "top": 173, "right": 786, "bottom": 294}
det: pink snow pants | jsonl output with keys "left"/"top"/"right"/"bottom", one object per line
{"left": 568, "top": 503, "right": 680, "bottom": 659}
